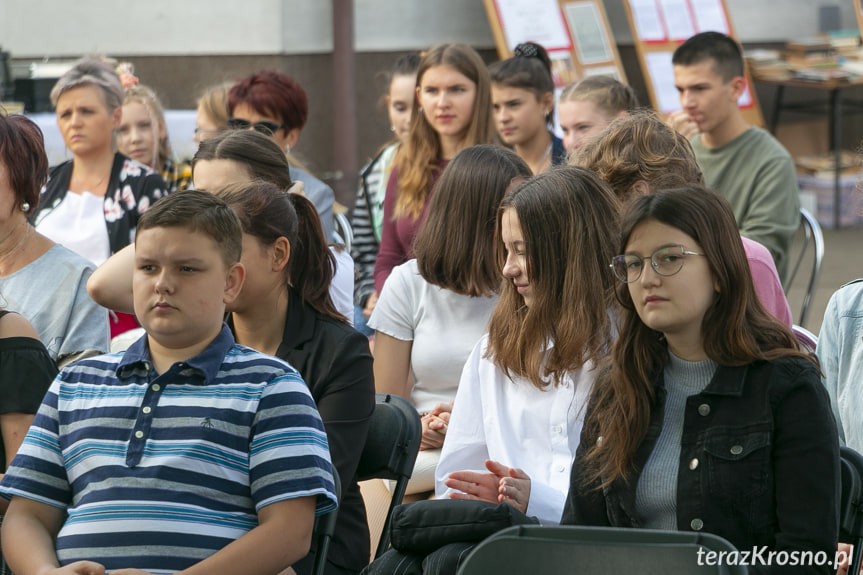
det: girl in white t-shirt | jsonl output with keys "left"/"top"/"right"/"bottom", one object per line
{"left": 370, "top": 145, "right": 532, "bottom": 495}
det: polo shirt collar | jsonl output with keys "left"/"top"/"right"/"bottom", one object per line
{"left": 117, "top": 323, "right": 236, "bottom": 383}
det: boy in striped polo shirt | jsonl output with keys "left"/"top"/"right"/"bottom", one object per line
{"left": 0, "top": 191, "right": 337, "bottom": 575}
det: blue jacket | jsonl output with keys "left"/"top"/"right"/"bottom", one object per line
{"left": 562, "top": 356, "right": 839, "bottom": 574}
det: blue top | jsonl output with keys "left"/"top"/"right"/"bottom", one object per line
{"left": 0, "top": 324, "right": 336, "bottom": 574}
{"left": 551, "top": 134, "right": 567, "bottom": 166}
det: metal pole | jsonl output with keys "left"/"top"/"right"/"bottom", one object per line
{"left": 332, "top": 0, "right": 357, "bottom": 210}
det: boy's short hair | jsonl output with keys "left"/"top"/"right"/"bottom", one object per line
{"left": 672, "top": 31, "right": 744, "bottom": 82}
{"left": 137, "top": 190, "right": 242, "bottom": 266}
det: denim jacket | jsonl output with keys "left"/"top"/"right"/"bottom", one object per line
{"left": 817, "top": 279, "right": 863, "bottom": 452}
{"left": 562, "top": 357, "right": 839, "bottom": 574}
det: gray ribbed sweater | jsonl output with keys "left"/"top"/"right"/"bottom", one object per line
{"left": 634, "top": 352, "right": 717, "bottom": 530}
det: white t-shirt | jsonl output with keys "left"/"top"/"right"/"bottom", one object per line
{"left": 369, "top": 259, "right": 497, "bottom": 413}
{"left": 435, "top": 334, "right": 596, "bottom": 524}
{"left": 329, "top": 247, "right": 354, "bottom": 325}
{"left": 36, "top": 191, "right": 110, "bottom": 266}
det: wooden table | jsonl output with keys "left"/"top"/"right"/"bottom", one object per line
{"left": 755, "top": 76, "right": 863, "bottom": 228}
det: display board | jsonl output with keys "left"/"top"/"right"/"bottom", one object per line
{"left": 857, "top": 0, "right": 863, "bottom": 37}
{"left": 622, "top": 0, "right": 764, "bottom": 127}
{"left": 483, "top": 0, "right": 627, "bottom": 88}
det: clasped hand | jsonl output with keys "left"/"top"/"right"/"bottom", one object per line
{"left": 420, "top": 402, "right": 452, "bottom": 450}
{"left": 444, "top": 459, "right": 531, "bottom": 514}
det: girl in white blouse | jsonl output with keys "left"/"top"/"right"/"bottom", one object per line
{"left": 435, "top": 166, "right": 621, "bottom": 524}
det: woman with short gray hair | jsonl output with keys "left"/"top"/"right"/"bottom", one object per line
{"left": 31, "top": 56, "right": 167, "bottom": 338}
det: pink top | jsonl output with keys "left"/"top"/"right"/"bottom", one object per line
{"left": 373, "top": 160, "right": 449, "bottom": 293}
{"left": 742, "top": 236, "right": 793, "bottom": 326}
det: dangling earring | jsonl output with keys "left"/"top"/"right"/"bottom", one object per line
{"left": 285, "top": 143, "right": 291, "bottom": 154}
{"left": 20, "top": 202, "right": 29, "bottom": 213}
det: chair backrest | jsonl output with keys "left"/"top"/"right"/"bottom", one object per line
{"left": 840, "top": 446, "right": 863, "bottom": 575}
{"left": 791, "top": 324, "right": 818, "bottom": 353}
{"left": 333, "top": 211, "right": 353, "bottom": 253}
{"left": 785, "top": 208, "right": 824, "bottom": 327}
{"left": 457, "top": 524, "right": 747, "bottom": 575}
{"left": 356, "top": 393, "right": 422, "bottom": 559}
{"left": 311, "top": 468, "right": 341, "bottom": 575}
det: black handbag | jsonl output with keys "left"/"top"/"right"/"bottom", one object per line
{"left": 388, "top": 499, "right": 540, "bottom": 554}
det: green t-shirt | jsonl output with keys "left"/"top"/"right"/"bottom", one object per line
{"left": 691, "top": 127, "right": 799, "bottom": 283}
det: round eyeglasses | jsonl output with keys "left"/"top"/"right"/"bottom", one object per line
{"left": 610, "top": 245, "right": 705, "bottom": 283}
{"left": 227, "top": 117, "right": 285, "bottom": 137}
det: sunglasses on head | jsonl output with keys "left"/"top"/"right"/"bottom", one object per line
{"left": 227, "top": 118, "right": 285, "bottom": 136}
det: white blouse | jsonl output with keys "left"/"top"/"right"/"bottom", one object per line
{"left": 36, "top": 191, "right": 110, "bottom": 266}
{"left": 435, "top": 334, "right": 596, "bottom": 524}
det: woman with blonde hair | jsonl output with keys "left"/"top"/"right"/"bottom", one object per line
{"left": 372, "top": 43, "right": 496, "bottom": 292}
{"left": 117, "top": 81, "right": 192, "bottom": 193}
{"left": 557, "top": 75, "right": 638, "bottom": 154}
{"left": 194, "top": 82, "right": 231, "bottom": 145}
{"left": 32, "top": 56, "right": 166, "bottom": 339}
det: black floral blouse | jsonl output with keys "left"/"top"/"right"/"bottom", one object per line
{"left": 32, "top": 153, "right": 168, "bottom": 255}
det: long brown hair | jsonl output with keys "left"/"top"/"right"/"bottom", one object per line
{"left": 394, "top": 43, "right": 496, "bottom": 220}
{"left": 414, "top": 145, "right": 531, "bottom": 296}
{"left": 580, "top": 186, "right": 814, "bottom": 489}
{"left": 486, "top": 166, "right": 620, "bottom": 389}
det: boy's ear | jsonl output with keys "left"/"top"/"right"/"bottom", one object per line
{"left": 728, "top": 75, "right": 746, "bottom": 102}
{"left": 223, "top": 262, "right": 245, "bottom": 305}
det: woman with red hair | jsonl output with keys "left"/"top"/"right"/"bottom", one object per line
{"left": 227, "top": 70, "right": 335, "bottom": 241}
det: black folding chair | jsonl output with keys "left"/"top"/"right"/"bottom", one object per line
{"left": 356, "top": 393, "right": 422, "bottom": 559}
{"left": 457, "top": 524, "right": 747, "bottom": 574}
{"left": 840, "top": 446, "right": 863, "bottom": 575}
{"left": 311, "top": 469, "right": 341, "bottom": 575}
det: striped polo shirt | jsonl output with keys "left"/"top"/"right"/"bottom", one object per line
{"left": 0, "top": 324, "right": 336, "bottom": 574}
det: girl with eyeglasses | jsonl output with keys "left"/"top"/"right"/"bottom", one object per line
{"left": 563, "top": 186, "right": 838, "bottom": 573}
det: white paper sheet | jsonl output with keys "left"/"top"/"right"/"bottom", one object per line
{"left": 564, "top": 1, "right": 613, "bottom": 64}
{"left": 494, "top": 0, "right": 572, "bottom": 51}
{"left": 645, "top": 51, "right": 680, "bottom": 114}
{"left": 658, "top": 0, "right": 695, "bottom": 41}
{"left": 583, "top": 65, "right": 622, "bottom": 80}
{"left": 629, "top": 0, "right": 666, "bottom": 42}
{"left": 689, "top": 0, "right": 730, "bottom": 34}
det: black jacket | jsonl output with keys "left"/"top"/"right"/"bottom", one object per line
{"left": 562, "top": 356, "right": 839, "bottom": 575}
{"left": 233, "top": 288, "right": 374, "bottom": 574}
